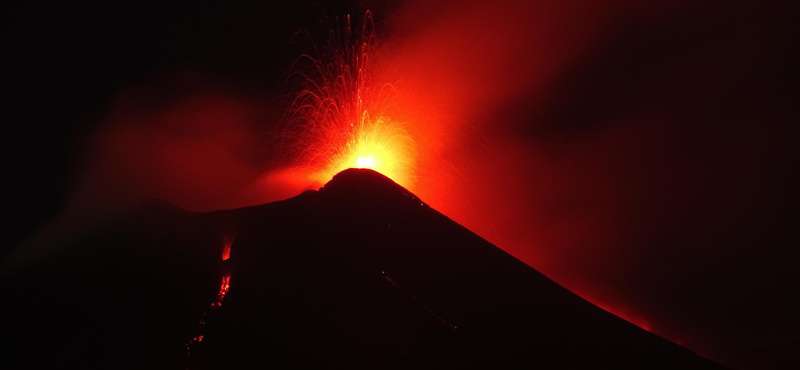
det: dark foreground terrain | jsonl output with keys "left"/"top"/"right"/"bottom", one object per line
{"left": 3, "top": 169, "right": 726, "bottom": 369}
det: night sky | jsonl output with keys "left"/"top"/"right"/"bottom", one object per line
{"left": 3, "top": 1, "right": 797, "bottom": 369}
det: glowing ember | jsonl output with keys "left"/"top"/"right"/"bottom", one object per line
{"left": 187, "top": 235, "right": 235, "bottom": 359}
{"left": 217, "top": 275, "right": 231, "bottom": 302}
{"left": 284, "top": 12, "right": 417, "bottom": 187}
{"left": 186, "top": 275, "right": 232, "bottom": 358}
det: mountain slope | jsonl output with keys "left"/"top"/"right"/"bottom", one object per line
{"left": 3, "top": 169, "right": 726, "bottom": 369}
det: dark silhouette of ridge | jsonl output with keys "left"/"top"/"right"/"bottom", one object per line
{"left": 3, "top": 168, "right": 727, "bottom": 369}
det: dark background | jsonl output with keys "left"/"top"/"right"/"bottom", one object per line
{"left": 3, "top": 0, "right": 352, "bottom": 248}
{"left": 2, "top": 1, "right": 797, "bottom": 369}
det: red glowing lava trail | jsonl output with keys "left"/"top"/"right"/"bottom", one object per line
{"left": 185, "top": 237, "right": 234, "bottom": 360}
{"left": 221, "top": 236, "right": 233, "bottom": 261}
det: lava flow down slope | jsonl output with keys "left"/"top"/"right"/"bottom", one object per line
{"left": 3, "top": 168, "right": 726, "bottom": 369}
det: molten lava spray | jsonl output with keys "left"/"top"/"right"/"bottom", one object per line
{"left": 282, "top": 12, "right": 416, "bottom": 188}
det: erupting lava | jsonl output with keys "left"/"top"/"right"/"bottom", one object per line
{"left": 321, "top": 115, "right": 414, "bottom": 184}
{"left": 284, "top": 12, "right": 416, "bottom": 188}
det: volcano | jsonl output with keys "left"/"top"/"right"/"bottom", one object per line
{"left": 4, "top": 169, "right": 725, "bottom": 369}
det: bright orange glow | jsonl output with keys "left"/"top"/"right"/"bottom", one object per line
{"left": 356, "top": 156, "right": 374, "bottom": 168}
{"left": 310, "top": 116, "right": 416, "bottom": 186}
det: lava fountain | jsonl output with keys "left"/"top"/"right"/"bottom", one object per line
{"left": 282, "top": 12, "right": 417, "bottom": 188}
